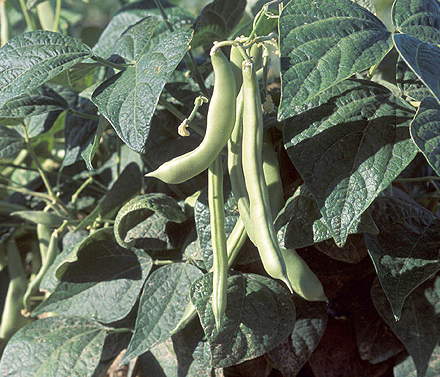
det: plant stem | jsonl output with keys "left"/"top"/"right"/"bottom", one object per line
{"left": 52, "top": 0, "right": 61, "bottom": 32}
{"left": 18, "top": 0, "right": 35, "bottom": 30}
{"left": 36, "top": 1, "right": 54, "bottom": 30}
{"left": 71, "top": 176, "right": 93, "bottom": 204}
{"left": 158, "top": 99, "right": 205, "bottom": 137}
{"left": 0, "top": 0, "right": 9, "bottom": 46}
{"left": 153, "top": 259, "right": 174, "bottom": 265}
{"left": 0, "top": 183, "right": 53, "bottom": 202}
{"left": 91, "top": 55, "right": 133, "bottom": 70}
{"left": 68, "top": 108, "right": 99, "bottom": 120}
{"left": 22, "top": 125, "right": 70, "bottom": 216}
{"left": 395, "top": 176, "right": 440, "bottom": 183}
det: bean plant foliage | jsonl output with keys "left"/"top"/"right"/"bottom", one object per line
{"left": 0, "top": 0, "right": 438, "bottom": 376}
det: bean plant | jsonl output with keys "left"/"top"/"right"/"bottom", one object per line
{"left": 0, "top": 0, "right": 438, "bottom": 376}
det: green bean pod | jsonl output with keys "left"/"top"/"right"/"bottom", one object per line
{"left": 23, "top": 228, "right": 60, "bottom": 309}
{"left": 0, "top": 239, "right": 29, "bottom": 341}
{"left": 208, "top": 156, "right": 228, "bottom": 330}
{"left": 241, "top": 60, "right": 292, "bottom": 292}
{"left": 261, "top": 138, "right": 327, "bottom": 302}
{"left": 230, "top": 45, "right": 244, "bottom": 91}
{"left": 146, "top": 48, "right": 236, "bottom": 184}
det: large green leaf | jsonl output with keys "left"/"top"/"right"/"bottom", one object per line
{"left": 93, "top": 4, "right": 193, "bottom": 59}
{"left": 77, "top": 162, "right": 142, "bottom": 229}
{"left": 283, "top": 79, "right": 417, "bottom": 246}
{"left": 372, "top": 276, "right": 440, "bottom": 377}
{"left": 392, "top": 0, "right": 440, "bottom": 42}
{"left": 396, "top": 56, "right": 433, "bottom": 101}
{"left": 190, "top": 272, "right": 296, "bottom": 368}
{"left": 114, "top": 193, "right": 186, "bottom": 248}
{"left": 394, "top": 345, "right": 440, "bottom": 377}
{"left": 275, "top": 184, "right": 378, "bottom": 249}
{"left": 0, "top": 316, "right": 114, "bottom": 377}
{"left": 0, "top": 31, "right": 92, "bottom": 108}
{"left": 0, "top": 126, "right": 25, "bottom": 160}
{"left": 92, "top": 17, "right": 192, "bottom": 152}
{"left": 123, "top": 263, "right": 203, "bottom": 363}
{"left": 0, "top": 86, "right": 68, "bottom": 125}
{"left": 33, "top": 228, "right": 152, "bottom": 323}
{"left": 365, "top": 189, "right": 440, "bottom": 320}
{"left": 191, "top": 0, "right": 247, "bottom": 48}
{"left": 410, "top": 97, "right": 440, "bottom": 175}
{"left": 393, "top": 33, "right": 440, "bottom": 102}
{"left": 267, "top": 297, "right": 328, "bottom": 377}
{"left": 278, "top": 0, "right": 392, "bottom": 119}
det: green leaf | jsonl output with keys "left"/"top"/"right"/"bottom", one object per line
{"left": 191, "top": 0, "right": 247, "bottom": 48}
{"left": 0, "top": 86, "right": 68, "bottom": 125}
{"left": 372, "top": 276, "right": 440, "bottom": 377}
{"left": 33, "top": 228, "right": 153, "bottom": 323}
{"left": 410, "top": 97, "right": 440, "bottom": 175}
{"left": 92, "top": 18, "right": 192, "bottom": 152}
{"left": 190, "top": 272, "right": 296, "bottom": 368}
{"left": 0, "top": 316, "right": 111, "bottom": 377}
{"left": 396, "top": 56, "right": 433, "bottom": 101}
{"left": 283, "top": 79, "right": 417, "bottom": 246}
{"left": 0, "top": 31, "right": 92, "bottom": 108}
{"left": 352, "top": 0, "right": 377, "bottom": 14}
{"left": 365, "top": 189, "right": 440, "bottom": 320}
{"left": 275, "top": 185, "right": 378, "bottom": 249}
{"left": 267, "top": 297, "right": 328, "bottom": 377}
{"left": 93, "top": 5, "right": 193, "bottom": 59}
{"left": 77, "top": 162, "right": 142, "bottom": 229}
{"left": 394, "top": 345, "right": 440, "bottom": 377}
{"left": 278, "top": 0, "right": 392, "bottom": 119}
{"left": 62, "top": 100, "right": 98, "bottom": 168}
{"left": 0, "top": 126, "right": 25, "bottom": 160}
{"left": 11, "top": 210, "right": 65, "bottom": 227}
{"left": 123, "top": 263, "right": 203, "bottom": 362}
{"left": 392, "top": 0, "right": 440, "bottom": 43}
{"left": 114, "top": 193, "right": 186, "bottom": 248}
{"left": 393, "top": 33, "right": 440, "bottom": 102}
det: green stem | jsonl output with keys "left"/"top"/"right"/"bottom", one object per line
{"left": 158, "top": 99, "right": 205, "bottom": 137}
{"left": 153, "top": 259, "right": 174, "bottom": 265}
{"left": 68, "top": 108, "right": 99, "bottom": 120}
{"left": 91, "top": 55, "right": 133, "bottom": 70}
{"left": 18, "top": 0, "right": 35, "bottom": 30}
{"left": 22, "top": 125, "right": 70, "bottom": 216}
{"left": 177, "top": 96, "right": 208, "bottom": 136}
{"left": 36, "top": 1, "right": 54, "bottom": 30}
{"left": 0, "top": 0, "right": 9, "bottom": 46}
{"left": 0, "top": 183, "right": 54, "bottom": 202}
{"left": 395, "top": 176, "right": 440, "bottom": 183}
{"left": 71, "top": 176, "right": 93, "bottom": 204}
{"left": 52, "top": 0, "right": 61, "bottom": 31}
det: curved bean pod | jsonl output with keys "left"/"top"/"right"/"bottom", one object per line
{"left": 241, "top": 59, "right": 292, "bottom": 292}
{"left": 146, "top": 48, "right": 236, "bottom": 184}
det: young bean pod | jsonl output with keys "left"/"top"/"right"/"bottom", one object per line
{"left": 262, "top": 138, "right": 327, "bottom": 302}
{"left": 23, "top": 226, "right": 61, "bottom": 309}
{"left": 241, "top": 59, "right": 292, "bottom": 292}
{"left": 208, "top": 156, "right": 228, "bottom": 330}
{"left": 146, "top": 48, "right": 236, "bottom": 184}
{"left": 0, "top": 239, "right": 29, "bottom": 341}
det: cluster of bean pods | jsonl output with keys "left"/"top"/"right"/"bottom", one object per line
{"left": 147, "top": 37, "right": 327, "bottom": 331}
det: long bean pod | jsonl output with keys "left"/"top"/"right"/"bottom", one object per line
{"left": 208, "top": 157, "right": 228, "bottom": 330}
{"left": 146, "top": 48, "right": 236, "bottom": 184}
{"left": 241, "top": 59, "right": 292, "bottom": 292}
{"left": 0, "top": 239, "right": 29, "bottom": 341}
